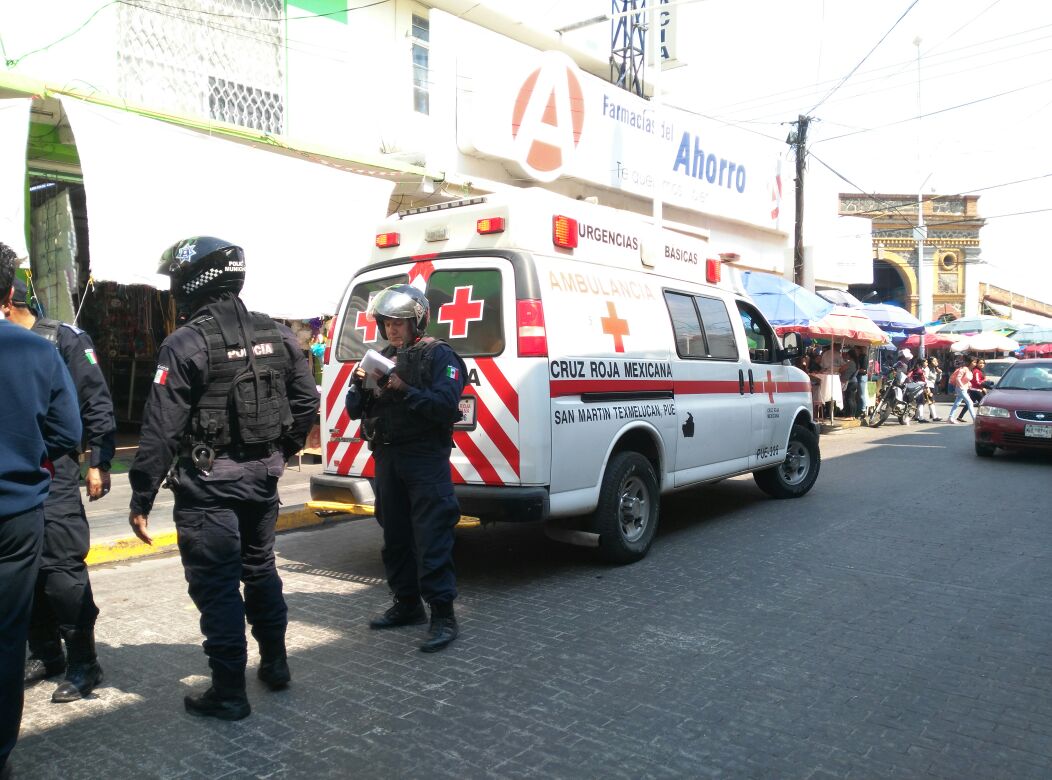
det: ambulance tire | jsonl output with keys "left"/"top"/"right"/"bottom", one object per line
{"left": 593, "top": 452, "right": 660, "bottom": 565}
{"left": 753, "top": 424, "right": 820, "bottom": 499}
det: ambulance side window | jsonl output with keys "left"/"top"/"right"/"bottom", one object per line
{"left": 335, "top": 275, "right": 408, "bottom": 362}
{"left": 694, "top": 296, "right": 738, "bottom": 360}
{"left": 735, "top": 302, "right": 778, "bottom": 364}
{"left": 425, "top": 269, "right": 504, "bottom": 357}
{"left": 665, "top": 292, "right": 707, "bottom": 357}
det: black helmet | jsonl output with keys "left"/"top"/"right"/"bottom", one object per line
{"left": 366, "top": 284, "right": 429, "bottom": 340}
{"left": 158, "top": 236, "right": 245, "bottom": 304}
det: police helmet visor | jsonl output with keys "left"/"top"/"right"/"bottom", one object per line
{"left": 367, "top": 287, "right": 427, "bottom": 324}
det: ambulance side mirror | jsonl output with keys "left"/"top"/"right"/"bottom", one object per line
{"left": 779, "top": 332, "right": 802, "bottom": 363}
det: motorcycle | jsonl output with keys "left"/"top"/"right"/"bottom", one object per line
{"left": 867, "top": 371, "right": 926, "bottom": 427}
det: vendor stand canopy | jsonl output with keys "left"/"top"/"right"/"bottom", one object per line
{"left": 949, "top": 333, "right": 1020, "bottom": 353}
{"left": 900, "top": 331, "right": 961, "bottom": 350}
{"left": 856, "top": 302, "right": 924, "bottom": 340}
{"left": 1023, "top": 343, "right": 1052, "bottom": 356}
{"left": 935, "top": 315, "right": 1024, "bottom": 335}
{"left": 815, "top": 288, "right": 865, "bottom": 308}
{"left": 1014, "top": 326, "right": 1052, "bottom": 345}
{"left": 778, "top": 305, "right": 890, "bottom": 346}
{"left": 741, "top": 271, "right": 833, "bottom": 328}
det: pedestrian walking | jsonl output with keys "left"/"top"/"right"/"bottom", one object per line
{"left": 0, "top": 244, "right": 82, "bottom": 775}
{"left": 4, "top": 277, "right": 116, "bottom": 702}
{"left": 947, "top": 357, "right": 978, "bottom": 423}
{"left": 345, "top": 284, "right": 467, "bottom": 653}
{"left": 957, "top": 358, "right": 987, "bottom": 421}
{"left": 127, "top": 237, "right": 319, "bottom": 721}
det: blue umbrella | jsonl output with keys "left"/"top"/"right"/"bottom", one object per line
{"left": 858, "top": 303, "right": 924, "bottom": 334}
{"left": 741, "top": 272, "right": 834, "bottom": 328}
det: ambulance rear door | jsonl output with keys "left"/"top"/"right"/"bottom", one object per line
{"left": 324, "top": 254, "right": 546, "bottom": 490}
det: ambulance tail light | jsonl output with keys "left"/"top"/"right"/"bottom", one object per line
{"left": 323, "top": 316, "right": 336, "bottom": 364}
{"left": 516, "top": 299, "right": 548, "bottom": 357}
{"left": 552, "top": 215, "right": 578, "bottom": 249}
{"left": 476, "top": 217, "right": 505, "bottom": 235}
{"left": 375, "top": 232, "right": 400, "bottom": 248}
{"left": 705, "top": 258, "right": 722, "bottom": 284}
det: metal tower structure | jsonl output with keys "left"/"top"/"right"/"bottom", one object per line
{"left": 610, "top": 0, "right": 647, "bottom": 97}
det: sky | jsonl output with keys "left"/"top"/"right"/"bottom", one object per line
{"left": 481, "top": 0, "right": 1052, "bottom": 303}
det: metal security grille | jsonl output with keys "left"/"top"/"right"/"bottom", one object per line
{"left": 117, "top": 0, "right": 285, "bottom": 135}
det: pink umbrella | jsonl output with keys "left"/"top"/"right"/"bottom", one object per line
{"left": 1023, "top": 342, "right": 1052, "bottom": 356}
{"left": 777, "top": 305, "right": 889, "bottom": 345}
{"left": 900, "top": 331, "right": 961, "bottom": 350}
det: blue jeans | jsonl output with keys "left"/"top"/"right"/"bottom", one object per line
{"left": 948, "top": 386, "right": 976, "bottom": 421}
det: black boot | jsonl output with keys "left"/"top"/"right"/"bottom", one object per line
{"left": 185, "top": 668, "right": 250, "bottom": 721}
{"left": 369, "top": 597, "right": 427, "bottom": 629}
{"left": 419, "top": 603, "right": 458, "bottom": 653}
{"left": 256, "top": 639, "right": 291, "bottom": 691}
{"left": 24, "top": 628, "right": 65, "bottom": 684}
{"left": 52, "top": 628, "right": 103, "bottom": 703}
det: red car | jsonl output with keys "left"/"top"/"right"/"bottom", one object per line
{"left": 974, "top": 359, "right": 1052, "bottom": 457}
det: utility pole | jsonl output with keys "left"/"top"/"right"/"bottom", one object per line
{"left": 789, "top": 114, "right": 810, "bottom": 288}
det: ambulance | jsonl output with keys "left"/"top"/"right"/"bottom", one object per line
{"left": 311, "top": 188, "right": 819, "bottom": 563}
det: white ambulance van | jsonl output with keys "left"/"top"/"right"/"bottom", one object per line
{"left": 311, "top": 188, "right": 818, "bottom": 563}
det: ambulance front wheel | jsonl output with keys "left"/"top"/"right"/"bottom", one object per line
{"left": 593, "top": 452, "right": 660, "bottom": 564}
{"left": 753, "top": 424, "right": 821, "bottom": 499}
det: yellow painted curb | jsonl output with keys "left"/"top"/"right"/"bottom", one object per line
{"left": 86, "top": 532, "right": 179, "bottom": 566}
{"left": 87, "top": 503, "right": 480, "bottom": 567}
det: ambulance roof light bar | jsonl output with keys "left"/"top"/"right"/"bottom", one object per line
{"left": 398, "top": 196, "right": 488, "bottom": 218}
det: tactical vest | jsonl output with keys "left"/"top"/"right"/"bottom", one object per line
{"left": 31, "top": 318, "right": 60, "bottom": 345}
{"left": 187, "top": 311, "right": 293, "bottom": 448}
{"left": 364, "top": 337, "right": 454, "bottom": 446}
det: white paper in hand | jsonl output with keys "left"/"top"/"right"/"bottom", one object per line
{"left": 359, "top": 349, "right": 396, "bottom": 389}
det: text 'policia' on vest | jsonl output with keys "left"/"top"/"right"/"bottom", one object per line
{"left": 187, "top": 309, "right": 294, "bottom": 453}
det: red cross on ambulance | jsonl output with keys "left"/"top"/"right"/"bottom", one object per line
{"left": 438, "top": 286, "right": 484, "bottom": 338}
{"left": 600, "top": 301, "right": 629, "bottom": 353}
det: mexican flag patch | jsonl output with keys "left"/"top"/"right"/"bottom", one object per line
{"left": 154, "top": 365, "right": 169, "bottom": 385}
{"left": 446, "top": 365, "right": 459, "bottom": 380}
{"left": 84, "top": 348, "right": 98, "bottom": 365}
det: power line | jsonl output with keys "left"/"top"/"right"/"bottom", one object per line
{"left": 707, "top": 21, "right": 1052, "bottom": 121}
{"left": 806, "top": 0, "right": 921, "bottom": 113}
{"left": 815, "top": 76, "right": 1052, "bottom": 144}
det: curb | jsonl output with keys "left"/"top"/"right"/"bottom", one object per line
{"left": 85, "top": 504, "right": 371, "bottom": 567}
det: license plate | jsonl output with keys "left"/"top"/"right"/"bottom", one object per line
{"left": 1024, "top": 424, "right": 1052, "bottom": 439}
{"left": 455, "top": 396, "right": 476, "bottom": 429}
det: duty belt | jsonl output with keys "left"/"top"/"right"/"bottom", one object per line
{"left": 179, "top": 442, "right": 277, "bottom": 461}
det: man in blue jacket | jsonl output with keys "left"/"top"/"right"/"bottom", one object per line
{"left": 0, "top": 244, "right": 82, "bottom": 776}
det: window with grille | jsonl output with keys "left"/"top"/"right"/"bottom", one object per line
{"left": 117, "top": 0, "right": 285, "bottom": 135}
{"left": 411, "top": 14, "right": 430, "bottom": 115}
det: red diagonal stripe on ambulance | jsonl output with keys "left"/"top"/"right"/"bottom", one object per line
{"left": 450, "top": 462, "right": 466, "bottom": 484}
{"left": 475, "top": 358, "right": 518, "bottom": 420}
{"left": 326, "top": 363, "right": 353, "bottom": 419}
{"left": 463, "top": 385, "right": 520, "bottom": 477}
{"left": 453, "top": 431, "right": 503, "bottom": 485}
{"left": 326, "top": 408, "right": 350, "bottom": 464}
{"left": 338, "top": 437, "right": 366, "bottom": 475}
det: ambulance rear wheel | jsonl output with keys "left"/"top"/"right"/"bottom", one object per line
{"left": 594, "top": 452, "right": 659, "bottom": 564}
{"left": 753, "top": 424, "right": 821, "bottom": 499}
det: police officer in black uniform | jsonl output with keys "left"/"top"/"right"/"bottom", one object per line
{"left": 345, "top": 284, "right": 467, "bottom": 653}
{"left": 4, "top": 277, "right": 115, "bottom": 703}
{"left": 127, "top": 237, "right": 319, "bottom": 720}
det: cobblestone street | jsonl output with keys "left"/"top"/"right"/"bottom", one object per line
{"left": 15, "top": 421, "right": 1052, "bottom": 779}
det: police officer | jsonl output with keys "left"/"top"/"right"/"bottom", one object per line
{"left": 3, "top": 276, "right": 115, "bottom": 703}
{"left": 345, "top": 284, "right": 467, "bottom": 653}
{"left": 127, "top": 237, "right": 319, "bottom": 721}
{"left": 0, "top": 244, "right": 82, "bottom": 776}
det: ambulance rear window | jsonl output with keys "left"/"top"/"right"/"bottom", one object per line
{"left": 425, "top": 269, "right": 504, "bottom": 357}
{"left": 334, "top": 274, "right": 408, "bottom": 362}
